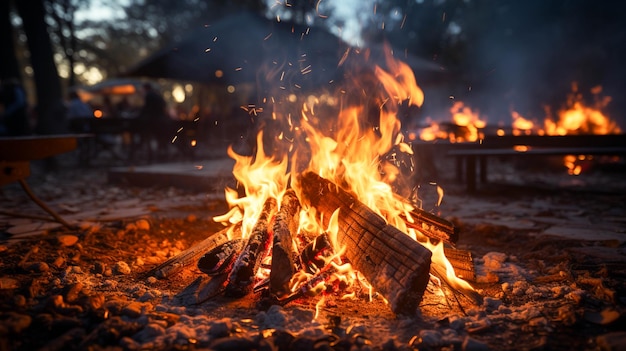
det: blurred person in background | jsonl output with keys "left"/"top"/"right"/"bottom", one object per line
{"left": 133, "top": 82, "right": 171, "bottom": 162}
{"left": 0, "top": 78, "right": 30, "bottom": 136}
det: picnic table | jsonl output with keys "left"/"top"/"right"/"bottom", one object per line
{"left": 446, "top": 134, "right": 626, "bottom": 192}
{"left": 0, "top": 134, "right": 87, "bottom": 228}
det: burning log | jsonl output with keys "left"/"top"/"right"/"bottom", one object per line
{"left": 224, "top": 197, "right": 277, "bottom": 297}
{"left": 269, "top": 189, "right": 302, "bottom": 297}
{"left": 144, "top": 225, "right": 240, "bottom": 279}
{"left": 298, "top": 172, "right": 432, "bottom": 315}
{"left": 299, "top": 232, "right": 334, "bottom": 274}
{"left": 197, "top": 239, "right": 244, "bottom": 276}
{"left": 397, "top": 200, "right": 459, "bottom": 244}
{"left": 278, "top": 262, "right": 339, "bottom": 306}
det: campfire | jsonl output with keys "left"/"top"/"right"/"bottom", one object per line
{"left": 414, "top": 83, "right": 623, "bottom": 176}
{"left": 147, "top": 45, "right": 478, "bottom": 316}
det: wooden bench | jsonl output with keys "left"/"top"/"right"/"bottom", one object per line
{"left": 447, "top": 134, "right": 626, "bottom": 192}
{"left": 0, "top": 134, "right": 88, "bottom": 228}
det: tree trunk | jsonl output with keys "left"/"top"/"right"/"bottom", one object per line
{"left": 16, "top": 0, "right": 67, "bottom": 135}
{"left": 0, "top": 1, "right": 22, "bottom": 81}
{"left": 298, "top": 171, "right": 432, "bottom": 315}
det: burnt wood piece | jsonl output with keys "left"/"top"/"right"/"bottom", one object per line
{"left": 224, "top": 197, "right": 277, "bottom": 297}
{"left": 269, "top": 189, "right": 302, "bottom": 298}
{"left": 298, "top": 172, "right": 432, "bottom": 315}
{"left": 300, "top": 232, "right": 334, "bottom": 274}
{"left": 443, "top": 247, "right": 476, "bottom": 282}
{"left": 279, "top": 263, "right": 338, "bottom": 305}
{"left": 144, "top": 225, "right": 240, "bottom": 279}
{"left": 198, "top": 239, "right": 244, "bottom": 276}
{"left": 394, "top": 196, "right": 458, "bottom": 244}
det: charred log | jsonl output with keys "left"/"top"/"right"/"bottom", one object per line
{"left": 278, "top": 263, "right": 338, "bottom": 306}
{"left": 144, "top": 225, "right": 240, "bottom": 279}
{"left": 298, "top": 171, "right": 432, "bottom": 315}
{"left": 198, "top": 239, "right": 244, "bottom": 276}
{"left": 300, "top": 232, "right": 334, "bottom": 274}
{"left": 224, "top": 197, "right": 277, "bottom": 297}
{"left": 269, "top": 189, "right": 302, "bottom": 298}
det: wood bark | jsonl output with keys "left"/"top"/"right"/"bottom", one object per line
{"left": 224, "top": 197, "right": 277, "bottom": 297}
{"left": 443, "top": 247, "right": 475, "bottom": 282}
{"left": 269, "top": 189, "right": 301, "bottom": 297}
{"left": 197, "top": 239, "right": 244, "bottom": 276}
{"left": 298, "top": 172, "right": 432, "bottom": 315}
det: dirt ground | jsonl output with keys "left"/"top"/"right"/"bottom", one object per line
{"left": 1, "top": 152, "right": 625, "bottom": 351}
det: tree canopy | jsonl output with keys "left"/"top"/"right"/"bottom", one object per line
{"left": 3, "top": 0, "right": 625, "bottom": 134}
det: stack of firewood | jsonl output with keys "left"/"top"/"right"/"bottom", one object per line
{"left": 146, "top": 172, "right": 474, "bottom": 315}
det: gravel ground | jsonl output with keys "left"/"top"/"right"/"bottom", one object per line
{"left": 1, "top": 153, "right": 625, "bottom": 351}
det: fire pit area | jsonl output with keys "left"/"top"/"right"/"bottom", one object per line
{"left": 2, "top": 27, "right": 626, "bottom": 351}
{"left": 0, "top": 145, "right": 624, "bottom": 350}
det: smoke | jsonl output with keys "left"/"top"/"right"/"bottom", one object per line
{"left": 460, "top": 1, "right": 626, "bottom": 127}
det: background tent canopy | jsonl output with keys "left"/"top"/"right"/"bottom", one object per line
{"left": 122, "top": 12, "right": 349, "bottom": 90}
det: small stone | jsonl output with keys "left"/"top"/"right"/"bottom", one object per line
{"left": 146, "top": 276, "right": 157, "bottom": 285}
{"left": 114, "top": 261, "right": 132, "bottom": 275}
{"left": 135, "top": 219, "right": 150, "bottom": 231}
{"left": 209, "top": 318, "right": 233, "bottom": 338}
{"left": 171, "top": 324, "right": 197, "bottom": 342}
{"left": 133, "top": 323, "right": 166, "bottom": 343}
{"left": 103, "top": 279, "right": 118, "bottom": 289}
{"left": 52, "top": 256, "right": 65, "bottom": 269}
{"left": 57, "top": 234, "right": 79, "bottom": 247}
{"left": 483, "top": 297, "right": 502, "bottom": 311}
{"left": 139, "top": 290, "right": 160, "bottom": 302}
{"left": 462, "top": 336, "right": 490, "bottom": 351}
{"left": 122, "top": 302, "right": 145, "bottom": 318}
{"left": 103, "top": 267, "right": 113, "bottom": 277}
{"left": 418, "top": 330, "right": 442, "bottom": 348}
{"left": 87, "top": 294, "right": 106, "bottom": 310}
{"left": 65, "top": 282, "right": 83, "bottom": 303}
{"left": 69, "top": 266, "right": 83, "bottom": 274}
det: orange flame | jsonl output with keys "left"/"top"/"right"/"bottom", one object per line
{"left": 419, "top": 101, "right": 486, "bottom": 142}
{"left": 215, "top": 44, "right": 474, "bottom": 306}
{"left": 544, "top": 84, "right": 620, "bottom": 136}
